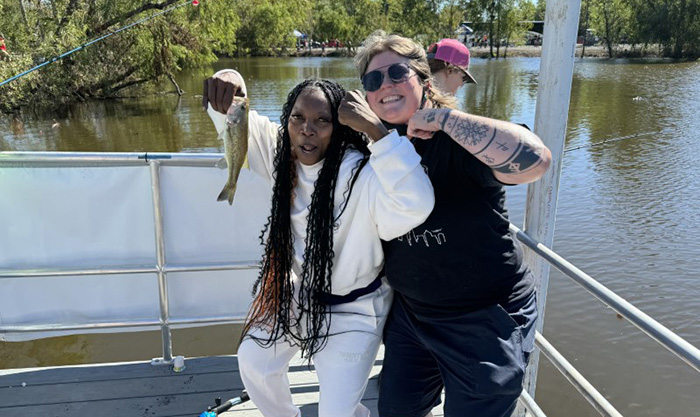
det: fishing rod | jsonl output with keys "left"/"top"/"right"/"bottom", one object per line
{"left": 198, "top": 391, "right": 250, "bottom": 416}
{"left": 0, "top": 0, "right": 198, "bottom": 88}
{"left": 563, "top": 130, "right": 660, "bottom": 153}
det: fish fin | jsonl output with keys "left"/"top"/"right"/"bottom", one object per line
{"left": 216, "top": 157, "right": 228, "bottom": 170}
{"left": 217, "top": 183, "right": 237, "bottom": 206}
{"left": 243, "top": 155, "right": 249, "bottom": 169}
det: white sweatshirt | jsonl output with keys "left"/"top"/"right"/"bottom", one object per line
{"left": 207, "top": 85, "right": 434, "bottom": 295}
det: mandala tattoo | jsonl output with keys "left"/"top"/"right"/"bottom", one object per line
{"left": 452, "top": 120, "right": 490, "bottom": 147}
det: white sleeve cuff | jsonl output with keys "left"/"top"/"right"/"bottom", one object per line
{"left": 211, "top": 69, "right": 247, "bottom": 97}
{"left": 367, "top": 129, "right": 402, "bottom": 155}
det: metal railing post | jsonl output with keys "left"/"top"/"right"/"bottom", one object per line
{"left": 518, "top": 390, "right": 548, "bottom": 417}
{"left": 522, "top": 0, "right": 583, "bottom": 410}
{"left": 149, "top": 160, "right": 173, "bottom": 363}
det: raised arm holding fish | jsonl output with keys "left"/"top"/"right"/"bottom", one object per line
{"left": 202, "top": 70, "right": 435, "bottom": 417}
{"left": 215, "top": 96, "right": 248, "bottom": 205}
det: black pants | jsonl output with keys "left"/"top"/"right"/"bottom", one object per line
{"left": 378, "top": 290, "right": 537, "bottom": 417}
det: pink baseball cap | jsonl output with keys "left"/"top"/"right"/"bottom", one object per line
{"left": 427, "top": 39, "right": 476, "bottom": 84}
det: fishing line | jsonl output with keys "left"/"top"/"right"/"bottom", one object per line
{"left": 563, "top": 130, "right": 660, "bottom": 153}
{"left": 0, "top": 0, "right": 197, "bottom": 88}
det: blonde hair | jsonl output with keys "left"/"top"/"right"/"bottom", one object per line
{"left": 354, "top": 30, "right": 456, "bottom": 109}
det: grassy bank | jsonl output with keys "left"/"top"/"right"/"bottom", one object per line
{"left": 287, "top": 44, "right": 670, "bottom": 59}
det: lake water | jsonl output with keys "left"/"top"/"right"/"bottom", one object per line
{"left": 1, "top": 56, "right": 699, "bottom": 417}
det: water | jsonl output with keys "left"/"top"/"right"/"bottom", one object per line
{"left": 1, "top": 57, "right": 699, "bottom": 416}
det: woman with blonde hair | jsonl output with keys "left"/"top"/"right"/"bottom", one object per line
{"left": 354, "top": 31, "right": 552, "bottom": 417}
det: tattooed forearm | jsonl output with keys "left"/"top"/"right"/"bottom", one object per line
{"left": 448, "top": 118, "right": 491, "bottom": 147}
{"left": 440, "top": 109, "right": 452, "bottom": 131}
{"left": 493, "top": 143, "right": 545, "bottom": 174}
{"left": 438, "top": 110, "right": 550, "bottom": 182}
{"left": 473, "top": 129, "right": 498, "bottom": 155}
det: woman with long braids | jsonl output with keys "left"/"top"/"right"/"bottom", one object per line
{"left": 202, "top": 72, "right": 434, "bottom": 417}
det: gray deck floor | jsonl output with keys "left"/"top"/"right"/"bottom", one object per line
{"left": 0, "top": 347, "right": 444, "bottom": 417}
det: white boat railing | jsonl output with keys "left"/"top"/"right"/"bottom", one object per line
{"left": 2, "top": 151, "right": 699, "bottom": 417}
{"left": 511, "top": 224, "right": 700, "bottom": 373}
{"left": 510, "top": 223, "right": 700, "bottom": 417}
{"left": 0, "top": 151, "right": 269, "bottom": 363}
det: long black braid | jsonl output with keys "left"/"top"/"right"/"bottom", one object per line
{"left": 242, "top": 79, "right": 370, "bottom": 359}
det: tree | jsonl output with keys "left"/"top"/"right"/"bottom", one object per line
{"left": 534, "top": 0, "right": 546, "bottom": 20}
{"left": 499, "top": 0, "right": 532, "bottom": 57}
{"left": 388, "top": 0, "right": 438, "bottom": 41}
{"left": 439, "top": 0, "right": 468, "bottom": 42}
{"left": 0, "top": 0, "right": 241, "bottom": 112}
{"left": 343, "top": 0, "right": 384, "bottom": 49}
{"left": 312, "top": 0, "right": 351, "bottom": 47}
{"left": 236, "top": 0, "right": 304, "bottom": 55}
{"left": 627, "top": 0, "right": 700, "bottom": 58}
{"left": 590, "top": 0, "right": 630, "bottom": 58}
{"left": 580, "top": 0, "right": 591, "bottom": 58}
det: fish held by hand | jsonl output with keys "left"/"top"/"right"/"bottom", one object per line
{"left": 217, "top": 96, "right": 249, "bottom": 205}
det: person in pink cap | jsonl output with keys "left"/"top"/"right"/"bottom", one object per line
{"left": 427, "top": 38, "right": 476, "bottom": 95}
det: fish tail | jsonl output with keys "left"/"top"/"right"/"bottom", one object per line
{"left": 217, "top": 182, "right": 237, "bottom": 205}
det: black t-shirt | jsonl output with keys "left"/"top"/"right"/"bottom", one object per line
{"left": 382, "top": 126, "right": 534, "bottom": 316}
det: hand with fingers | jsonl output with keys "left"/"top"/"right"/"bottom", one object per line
{"left": 407, "top": 108, "right": 450, "bottom": 140}
{"left": 202, "top": 71, "right": 247, "bottom": 114}
{"left": 338, "top": 90, "right": 389, "bottom": 142}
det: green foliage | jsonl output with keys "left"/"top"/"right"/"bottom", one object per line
{"left": 589, "top": 0, "right": 630, "bottom": 57}
{"left": 235, "top": 0, "right": 304, "bottom": 55}
{"left": 0, "top": 0, "right": 239, "bottom": 112}
{"left": 497, "top": 0, "right": 532, "bottom": 51}
{"left": 519, "top": 0, "right": 538, "bottom": 21}
{"left": 534, "top": 0, "right": 546, "bottom": 21}
{"left": 2, "top": 0, "right": 699, "bottom": 113}
{"left": 389, "top": 0, "right": 436, "bottom": 39}
{"left": 343, "top": 0, "right": 385, "bottom": 48}
{"left": 313, "top": 0, "right": 351, "bottom": 45}
{"left": 625, "top": 0, "right": 700, "bottom": 58}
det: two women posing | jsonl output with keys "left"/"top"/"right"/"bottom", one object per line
{"left": 203, "top": 30, "right": 551, "bottom": 417}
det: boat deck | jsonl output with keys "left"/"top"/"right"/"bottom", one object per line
{"left": 0, "top": 348, "right": 445, "bottom": 417}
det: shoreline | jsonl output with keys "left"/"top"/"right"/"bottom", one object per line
{"left": 285, "top": 44, "right": 671, "bottom": 59}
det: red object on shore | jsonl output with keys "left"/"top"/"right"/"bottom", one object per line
{"left": 328, "top": 39, "right": 344, "bottom": 48}
{"left": 192, "top": 0, "right": 199, "bottom": 5}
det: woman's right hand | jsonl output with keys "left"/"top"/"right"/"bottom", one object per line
{"left": 338, "top": 90, "right": 388, "bottom": 142}
{"left": 202, "top": 71, "right": 246, "bottom": 114}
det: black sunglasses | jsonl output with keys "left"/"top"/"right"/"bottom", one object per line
{"left": 361, "top": 63, "right": 413, "bottom": 92}
{"left": 455, "top": 67, "right": 471, "bottom": 83}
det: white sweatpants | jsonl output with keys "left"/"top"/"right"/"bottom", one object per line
{"left": 237, "top": 280, "right": 393, "bottom": 417}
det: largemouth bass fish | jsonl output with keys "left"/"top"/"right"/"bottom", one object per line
{"left": 217, "top": 96, "right": 249, "bottom": 205}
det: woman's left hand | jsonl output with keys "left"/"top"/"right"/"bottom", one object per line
{"left": 407, "top": 109, "right": 450, "bottom": 140}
